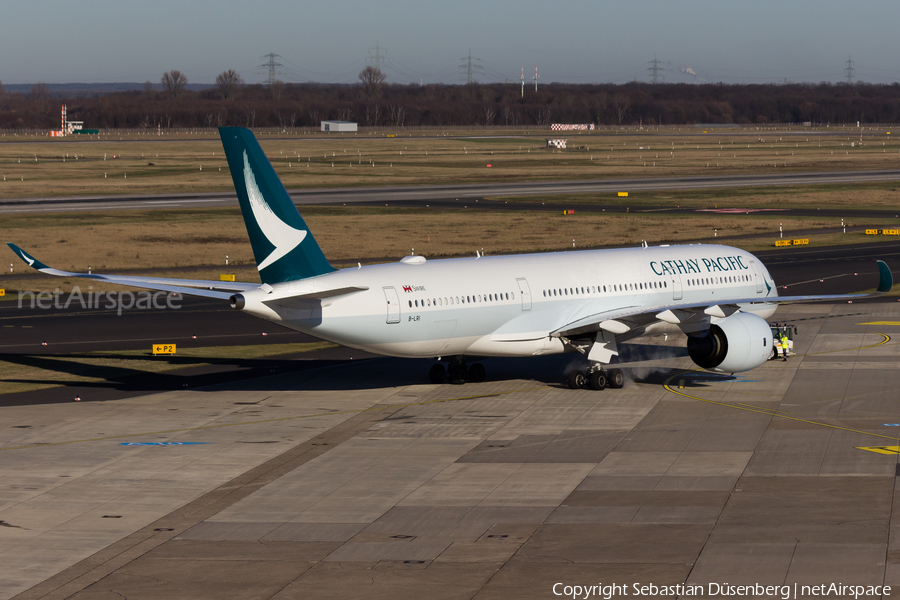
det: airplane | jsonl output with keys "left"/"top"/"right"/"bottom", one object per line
{"left": 7, "top": 127, "right": 894, "bottom": 390}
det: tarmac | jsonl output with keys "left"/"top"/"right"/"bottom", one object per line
{"left": 3, "top": 302, "right": 900, "bottom": 599}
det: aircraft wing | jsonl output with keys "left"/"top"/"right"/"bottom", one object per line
{"left": 553, "top": 260, "right": 893, "bottom": 338}
{"left": 7, "top": 243, "right": 258, "bottom": 300}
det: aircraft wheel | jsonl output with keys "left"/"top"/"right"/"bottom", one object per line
{"left": 429, "top": 363, "right": 446, "bottom": 384}
{"left": 608, "top": 369, "right": 625, "bottom": 389}
{"left": 448, "top": 363, "right": 466, "bottom": 385}
{"left": 568, "top": 370, "right": 586, "bottom": 389}
{"left": 589, "top": 371, "right": 607, "bottom": 391}
{"left": 468, "top": 363, "right": 486, "bottom": 383}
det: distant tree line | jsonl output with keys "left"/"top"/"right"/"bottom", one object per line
{"left": 2, "top": 68, "right": 900, "bottom": 130}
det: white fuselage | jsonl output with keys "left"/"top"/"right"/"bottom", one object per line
{"left": 237, "top": 244, "right": 778, "bottom": 359}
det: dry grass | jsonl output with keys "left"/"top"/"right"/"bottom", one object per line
{"left": 0, "top": 206, "right": 837, "bottom": 268}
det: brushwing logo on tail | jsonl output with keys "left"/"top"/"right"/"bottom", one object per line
{"left": 242, "top": 150, "right": 307, "bottom": 271}
{"left": 14, "top": 246, "right": 36, "bottom": 267}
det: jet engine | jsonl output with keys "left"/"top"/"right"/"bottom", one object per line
{"left": 687, "top": 312, "right": 773, "bottom": 373}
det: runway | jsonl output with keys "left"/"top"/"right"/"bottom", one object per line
{"left": 2, "top": 302, "right": 900, "bottom": 599}
{"left": 2, "top": 168, "right": 900, "bottom": 214}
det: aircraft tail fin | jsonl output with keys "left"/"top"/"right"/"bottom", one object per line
{"left": 219, "top": 127, "right": 335, "bottom": 284}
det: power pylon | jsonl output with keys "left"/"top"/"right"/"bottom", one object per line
{"left": 260, "top": 53, "right": 283, "bottom": 85}
{"left": 648, "top": 54, "right": 662, "bottom": 84}
{"left": 459, "top": 49, "right": 483, "bottom": 84}
{"left": 844, "top": 55, "right": 855, "bottom": 84}
{"left": 369, "top": 42, "right": 386, "bottom": 70}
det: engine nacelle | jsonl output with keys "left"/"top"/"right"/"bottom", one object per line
{"left": 687, "top": 312, "right": 773, "bottom": 373}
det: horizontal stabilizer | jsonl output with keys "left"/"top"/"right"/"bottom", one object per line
{"left": 262, "top": 286, "right": 368, "bottom": 309}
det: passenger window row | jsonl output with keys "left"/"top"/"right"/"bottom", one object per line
{"left": 542, "top": 280, "right": 668, "bottom": 298}
{"left": 403, "top": 273, "right": 754, "bottom": 310}
{"left": 408, "top": 291, "right": 515, "bottom": 309}
{"left": 687, "top": 274, "right": 750, "bottom": 286}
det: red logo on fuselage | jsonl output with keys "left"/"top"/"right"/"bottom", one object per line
{"left": 402, "top": 285, "right": 412, "bottom": 293}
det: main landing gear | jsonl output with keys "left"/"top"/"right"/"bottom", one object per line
{"left": 567, "top": 367, "right": 625, "bottom": 390}
{"left": 429, "top": 358, "right": 486, "bottom": 385}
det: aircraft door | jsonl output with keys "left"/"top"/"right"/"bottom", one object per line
{"left": 750, "top": 260, "right": 763, "bottom": 294}
{"left": 516, "top": 278, "right": 532, "bottom": 311}
{"left": 383, "top": 287, "right": 401, "bottom": 324}
{"left": 671, "top": 273, "right": 683, "bottom": 301}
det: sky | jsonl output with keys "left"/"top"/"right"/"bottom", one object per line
{"left": 3, "top": 0, "right": 900, "bottom": 86}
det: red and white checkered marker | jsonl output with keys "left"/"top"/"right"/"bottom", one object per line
{"left": 551, "top": 124, "right": 595, "bottom": 131}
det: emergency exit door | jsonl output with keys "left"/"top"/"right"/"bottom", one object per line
{"left": 750, "top": 260, "right": 764, "bottom": 294}
{"left": 383, "top": 287, "right": 400, "bottom": 323}
{"left": 516, "top": 278, "right": 532, "bottom": 311}
{"left": 671, "top": 273, "right": 683, "bottom": 301}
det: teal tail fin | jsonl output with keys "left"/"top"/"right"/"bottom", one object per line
{"left": 219, "top": 127, "right": 335, "bottom": 283}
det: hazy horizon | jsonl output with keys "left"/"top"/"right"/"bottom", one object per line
{"left": 4, "top": 0, "right": 899, "bottom": 86}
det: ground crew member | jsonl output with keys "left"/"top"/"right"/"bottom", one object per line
{"left": 781, "top": 332, "right": 789, "bottom": 361}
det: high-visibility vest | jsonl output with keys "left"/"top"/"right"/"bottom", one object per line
{"left": 781, "top": 336, "right": 789, "bottom": 349}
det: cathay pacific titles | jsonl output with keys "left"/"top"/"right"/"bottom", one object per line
{"left": 649, "top": 255, "right": 750, "bottom": 276}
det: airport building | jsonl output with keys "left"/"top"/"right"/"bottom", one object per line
{"left": 320, "top": 120, "right": 358, "bottom": 132}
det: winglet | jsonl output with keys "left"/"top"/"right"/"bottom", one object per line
{"left": 877, "top": 260, "right": 893, "bottom": 293}
{"left": 7, "top": 243, "right": 50, "bottom": 271}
